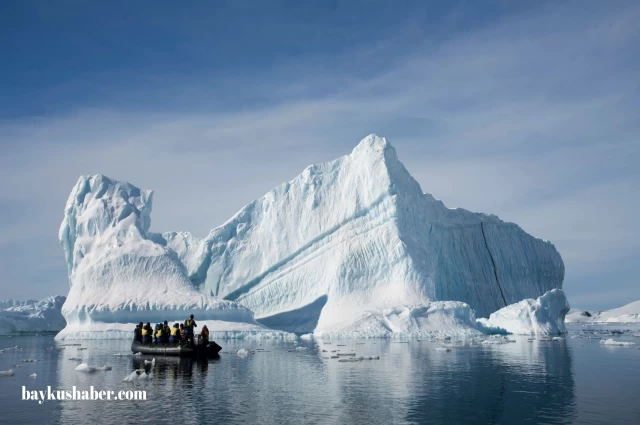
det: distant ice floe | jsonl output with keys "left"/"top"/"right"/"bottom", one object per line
{"left": 599, "top": 339, "right": 636, "bottom": 347}
{"left": 567, "top": 300, "right": 640, "bottom": 324}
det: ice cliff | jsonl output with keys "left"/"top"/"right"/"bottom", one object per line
{"left": 0, "top": 296, "right": 66, "bottom": 334}
{"left": 58, "top": 134, "right": 564, "bottom": 337}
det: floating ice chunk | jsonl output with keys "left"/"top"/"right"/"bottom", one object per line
{"left": 552, "top": 337, "right": 564, "bottom": 341}
{"left": 599, "top": 339, "right": 636, "bottom": 347}
{"left": 294, "top": 346, "right": 306, "bottom": 351}
{"left": 0, "top": 369, "right": 14, "bottom": 377}
{"left": 123, "top": 369, "right": 145, "bottom": 382}
{"left": 481, "top": 335, "right": 515, "bottom": 345}
{"left": 236, "top": 348, "right": 250, "bottom": 357}
{"left": 134, "top": 352, "right": 142, "bottom": 356}
{"left": 101, "top": 366, "right": 112, "bottom": 371}
{"left": 28, "top": 373, "right": 37, "bottom": 379}
{"left": 435, "top": 347, "right": 452, "bottom": 352}
{"left": 75, "top": 363, "right": 97, "bottom": 373}
{"left": 23, "top": 359, "right": 37, "bottom": 363}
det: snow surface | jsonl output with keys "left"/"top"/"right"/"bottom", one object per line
{"left": 58, "top": 134, "right": 564, "bottom": 337}
{"left": 0, "top": 296, "right": 66, "bottom": 334}
{"left": 477, "top": 289, "right": 569, "bottom": 335}
{"left": 565, "top": 309, "right": 594, "bottom": 323}
{"left": 567, "top": 301, "right": 640, "bottom": 323}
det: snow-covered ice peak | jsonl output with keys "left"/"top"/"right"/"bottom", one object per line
{"left": 58, "top": 134, "right": 565, "bottom": 336}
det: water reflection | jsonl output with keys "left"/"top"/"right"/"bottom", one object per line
{"left": 48, "top": 337, "right": 579, "bottom": 425}
{"left": 404, "top": 339, "right": 576, "bottom": 424}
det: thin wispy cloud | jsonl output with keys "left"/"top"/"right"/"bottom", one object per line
{"left": 0, "top": 1, "right": 638, "bottom": 309}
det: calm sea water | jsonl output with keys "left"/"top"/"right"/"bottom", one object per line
{"left": 0, "top": 325, "right": 639, "bottom": 425}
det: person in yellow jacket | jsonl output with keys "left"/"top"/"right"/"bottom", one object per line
{"left": 169, "top": 323, "right": 180, "bottom": 344}
{"left": 141, "top": 322, "right": 152, "bottom": 344}
{"left": 154, "top": 323, "right": 163, "bottom": 344}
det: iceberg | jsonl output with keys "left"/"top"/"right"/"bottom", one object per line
{"left": 57, "top": 175, "right": 282, "bottom": 340}
{"left": 57, "top": 134, "right": 564, "bottom": 337}
{"left": 566, "top": 301, "right": 640, "bottom": 323}
{"left": 477, "top": 289, "right": 570, "bottom": 335}
{"left": 0, "top": 296, "right": 66, "bottom": 335}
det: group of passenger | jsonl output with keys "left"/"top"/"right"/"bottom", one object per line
{"left": 133, "top": 314, "right": 210, "bottom": 346}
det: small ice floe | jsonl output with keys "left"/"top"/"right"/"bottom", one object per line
{"left": 600, "top": 339, "right": 636, "bottom": 347}
{"left": 236, "top": 348, "right": 250, "bottom": 357}
{"left": 134, "top": 352, "right": 142, "bottom": 356}
{"left": 143, "top": 358, "right": 155, "bottom": 365}
{"left": 101, "top": 366, "right": 112, "bottom": 371}
{"left": 122, "top": 369, "right": 145, "bottom": 382}
{"left": 75, "top": 363, "right": 97, "bottom": 373}
{"left": 295, "top": 346, "right": 306, "bottom": 351}
{"left": 68, "top": 357, "right": 83, "bottom": 361}
{"left": 22, "top": 359, "right": 37, "bottom": 363}
{"left": 14, "top": 364, "right": 23, "bottom": 368}
{"left": 435, "top": 347, "right": 452, "bottom": 352}
{"left": 552, "top": 337, "right": 564, "bottom": 341}
{"left": 0, "top": 369, "right": 14, "bottom": 377}
{"left": 28, "top": 373, "right": 37, "bottom": 379}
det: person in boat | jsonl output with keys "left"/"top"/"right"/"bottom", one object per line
{"left": 179, "top": 323, "right": 186, "bottom": 343}
{"left": 154, "top": 323, "right": 164, "bottom": 344}
{"left": 142, "top": 322, "right": 153, "bottom": 344}
{"left": 184, "top": 314, "right": 197, "bottom": 345}
{"left": 200, "top": 325, "right": 210, "bottom": 345}
{"left": 162, "top": 321, "right": 171, "bottom": 343}
{"left": 134, "top": 322, "right": 143, "bottom": 343}
{"left": 169, "top": 323, "right": 180, "bottom": 344}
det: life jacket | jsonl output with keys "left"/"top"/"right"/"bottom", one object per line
{"left": 185, "top": 319, "right": 194, "bottom": 332}
{"left": 155, "top": 329, "right": 163, "bottom": 338}
{"left": 170, "top": 327, "right": 179, "bottom": 336}
{"left": 142, "top": 328, "right": 149, "bottom": 336}
{"left": 180, "top": 328, "right": 185, "bottom": 336}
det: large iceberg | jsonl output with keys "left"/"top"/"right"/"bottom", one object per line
{"left": 58, "top": 134, "right": 564, "bottom": 337}
{"left": 0, "top": 296, "right": 66, "bottom": 334}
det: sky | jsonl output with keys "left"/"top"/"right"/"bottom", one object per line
{"left": 0, "top": 0, "right": 638, "bottom": 310}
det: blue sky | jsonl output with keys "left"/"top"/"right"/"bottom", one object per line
{"left": 1, "top": 0, "right": 638, "bottom": 310}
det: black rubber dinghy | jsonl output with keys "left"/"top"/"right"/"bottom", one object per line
{"left": 131, "top": 340, "right": 222, "bottom": 357}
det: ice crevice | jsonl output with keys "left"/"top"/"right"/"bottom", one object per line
{"left": 480, "top": 222, "right": 507, "bottom": 307}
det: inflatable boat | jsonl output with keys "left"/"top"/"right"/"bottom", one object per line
{"left": 131, "top": 340, "right": 222, "bottom": 357}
